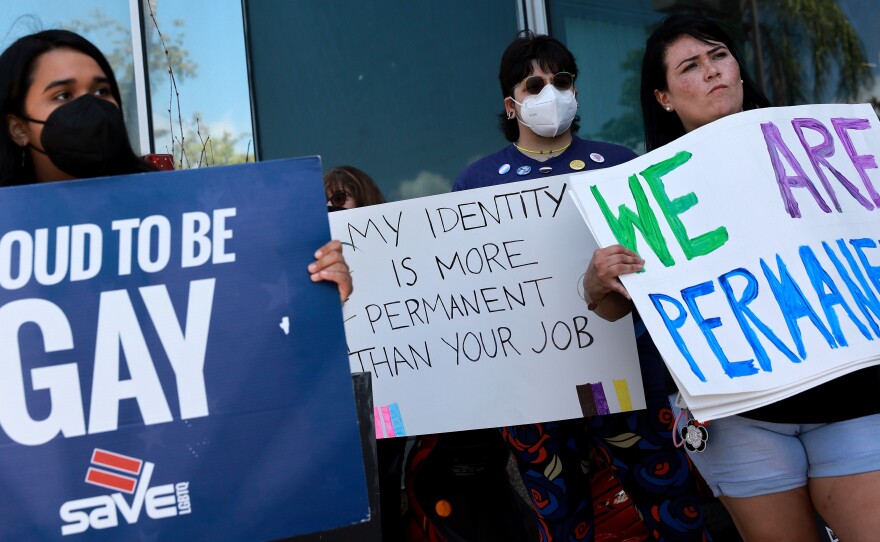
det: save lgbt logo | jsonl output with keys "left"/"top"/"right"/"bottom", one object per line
{"left": 59, "top": 449, "right": 192, "bottom": 536}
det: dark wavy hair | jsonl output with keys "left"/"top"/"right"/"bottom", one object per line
{"left": 641, "top": 14, "right": 770, "bottom": 151}
{"left": 497, "top": 31, "right": 581, "bottom": 142}
{"left": 0, "top": 29, "right": 154, "bottom": 186}
{"left": 324, "top": 165, "right": 386, "bottom": 208}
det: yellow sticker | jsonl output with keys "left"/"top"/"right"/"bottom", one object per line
{"left": 613, "top": 379, "right": 633, "bottom": 412}
{"left": 570, "top": 159, "right": 585, "bottom": 171}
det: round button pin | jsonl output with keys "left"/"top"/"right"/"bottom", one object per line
{"left": 570, "top": 159, "right": 586, "bottom": 171}
{"left": 589, "top": 153, "right": 605, "bottom": 163}
{"left": 516, "top": 165, "right": 531, "bottom": 176}
{"left": 539, "top": 166, "right": 552, "bottom": 174}
{"left": 498, "top": 163, "right": 511, "bottom": 174}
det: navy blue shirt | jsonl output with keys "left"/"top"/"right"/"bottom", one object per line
{"left": 453, "top": 136, "right": 637, "bottom": 191}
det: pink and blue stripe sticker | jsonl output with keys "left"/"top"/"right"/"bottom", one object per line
{"left": 374, "top": 403, "right": 405, "bottom": 439}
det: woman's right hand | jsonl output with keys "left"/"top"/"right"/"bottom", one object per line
{"left": 583, "top": 244, "right": 644, "bottom": 320}
{"left": 308, "top": 239, "right": 353, "bottom": 304}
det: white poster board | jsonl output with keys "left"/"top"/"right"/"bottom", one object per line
{"left": 569, "top": 104, "right": 880, "bottom": 420}
{"left": 330, "top": 175, "right": 645, "bottom": 437}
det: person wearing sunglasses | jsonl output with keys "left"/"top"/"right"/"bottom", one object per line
{"left": 324, "top": 165, "right": 386, "bottom": 211}
{"left": 451, "top": 32, "right": 712, "bottom": 541}
{"left": 452, "top": 33, "right": 636, "bottom": 191}
{"left": 324, "top": 164, "right": 410, "bottom": 542}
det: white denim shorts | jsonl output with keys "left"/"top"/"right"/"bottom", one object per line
{"left": 671, "top": 398, "right": 880, "bottom": 498}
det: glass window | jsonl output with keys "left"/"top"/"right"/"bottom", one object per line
{"left": 0, "top": 2, "right": 141, "bottom": 148}
{"left": 143, "top": 0, "right": 253, "bottom": 167}
{"left": 244, "top": 1, "right": 519, "bottom": 201}
{"left": 548, "top": 0, "right": 661, "bottom": 154}
{"left": 548, "top": 0, "right": 876, "bottom": 154}
{"left": 835, "top": 0, "right": 879, "bottom": 106}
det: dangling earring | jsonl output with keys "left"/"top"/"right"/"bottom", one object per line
{"left": 507, "top": 110, "right": 514, "bottom": 120}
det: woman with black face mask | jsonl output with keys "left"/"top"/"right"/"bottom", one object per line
{"left": 0, "top": 29, "right": 352, "bottom": 301}
{"left": 0, "top": 30, "right": 154, "bottom": 185}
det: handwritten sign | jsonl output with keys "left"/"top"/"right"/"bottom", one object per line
{"left": 329, "top": 176, "right": 645, "bottom": 437}
{"left": 0, "top": 158, "right": 369, "bottom": 540}
{"left": 570, "top": 104, "right": 880, "bottom": 420}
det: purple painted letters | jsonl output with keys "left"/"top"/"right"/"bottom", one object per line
{"left": 792, "top": 118, "right": 874, "bottom": 212}
{"left": 831, "top": 117, "right": 880, "bottom": 206}
{"left": 761, "top": 121, "right": 831, "bottom": 218}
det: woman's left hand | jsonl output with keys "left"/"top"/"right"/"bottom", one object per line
{"left": 308, "top": 239, "right": 352, "bottom": 303}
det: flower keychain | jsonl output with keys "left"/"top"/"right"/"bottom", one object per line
{"left": 680, "top": 419, "right": 709, "bottom": 452}
{"left": 672, "top": 394, "right": 710, "bottom": 453}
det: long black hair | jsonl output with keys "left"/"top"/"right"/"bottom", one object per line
{"left": 0, "top": 29, "right": 154, "bottom": 186}
{"left": 641, "top": 14, "right": 770, "bottom": 151}
{"left": 497, "top": 31, "right": 581, "bottom": 142}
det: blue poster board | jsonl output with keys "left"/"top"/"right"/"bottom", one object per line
{"left": 0, "top": 158, "right": 369, "bottom": 540}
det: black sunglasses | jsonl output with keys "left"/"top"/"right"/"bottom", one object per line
{"left": 328, "top": 190, "right": 349, "bottom": 207}
{"left": 518, "top": 72, "right": 575, "bottom": 95}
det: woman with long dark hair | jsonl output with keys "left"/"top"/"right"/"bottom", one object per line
{"left": 0, "top": 29, "right": 154, "bottom": 185}
{"left": 0, "top": 29, "right": 351, "bottom": 299}
{"left": 585, "top": 14, "right": 880, "bottom": 542}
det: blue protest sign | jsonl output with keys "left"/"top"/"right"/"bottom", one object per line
{"left": 0, "top": 158, "right": 369, "bottom": 540}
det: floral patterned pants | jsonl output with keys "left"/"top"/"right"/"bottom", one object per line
{"left": 502, "top": 402, "right": 711, "bottom": 542}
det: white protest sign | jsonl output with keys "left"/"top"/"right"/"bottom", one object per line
{"left": 329, "top": 176, "right": 645, "bottom": 437}
{"left": 569, "top": 104, "right": 880, "bottom": 420}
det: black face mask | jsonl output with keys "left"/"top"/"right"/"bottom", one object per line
{"left": 23, "top": 94, "right": 128, "bottom": 179}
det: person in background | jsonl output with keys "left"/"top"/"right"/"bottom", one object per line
{"left": 0, "top": 31, "right": 154, "bottom": 185}
{"left": 453, "top": 31, "right": 711, "bottom": 542}
{"left": 0, "top": 29, "right": 351, "bottom": 301}
{"left": 585, "top": 13, "right": 880, "bottom": 542}
{"left": 324, "top": 164, "right": 404, "bottom": 542}
{"left": 325, "top": 164, "right": 386, "bottom": 211}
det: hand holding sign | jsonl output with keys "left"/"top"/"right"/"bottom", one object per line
{"left": 570, "top": 104, "right": 880, "bottom": 420}
{"left": 0, "top": 158, "right": 369, "bottom": 541}
{"left": 583, "top": 244, "right": 644, "bottom": 321}
{"left": 309, "top": 239, "right": 353, "bottom": 302}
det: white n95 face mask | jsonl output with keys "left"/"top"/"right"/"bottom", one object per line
{"left": 512, "top": 85, "right": 578, "bottom": 138}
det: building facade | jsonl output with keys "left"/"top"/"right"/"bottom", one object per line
{"left": 2, "top": 0, "right": 877, "bottom": 201}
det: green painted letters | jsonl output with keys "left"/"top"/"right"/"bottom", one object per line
{"left": 590, "top": 150, "right": 728, "bottom": 268}
{"left": 591, "top": 174, "right": 675, "bottom": 267}
{"left": 642, "top": 151, "right": 728, "bottom": 260}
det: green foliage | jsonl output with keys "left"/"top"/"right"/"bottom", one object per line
{"left": 69, "top": 7, "right": 197, "bottom": 98}
{"left": 595, "top": 1, "right": 874, "bottom": 153}
{"left": 744, "top": 0, "right": 874, "bottom": 105}
{"left": 72, "top": 1, "right": 250, "bottom": 168}
{"left": 156, "top": 115, "right": 252, "bottom": 168}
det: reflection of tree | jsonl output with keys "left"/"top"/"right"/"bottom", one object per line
{"left": 738, "top": 0, "right": 872, "bottom": 104}
{"left": 595, "top": 1, "right": 873, "bottom": 152}
{"left": 71, "top": 2, "right": 250, "bottom": 167}
{"left": 143, "top": 0, "right": 250, "bottom": 167}
{"left": 69, "top": 7, "right": 197, "bottom": 123}
{"left": 157, "top": 115, "right": 251, "bottom": 167}
{"left": 595, "top": 49, "right": 645, "bottom": 154}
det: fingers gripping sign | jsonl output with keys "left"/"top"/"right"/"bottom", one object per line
{"left": 583, "top": 244, "right": 644, "bottom": 318}
{"left": 309, "top": 239, "right": 353, "bottom": 303}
